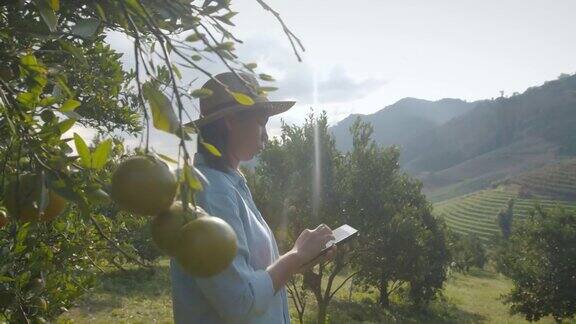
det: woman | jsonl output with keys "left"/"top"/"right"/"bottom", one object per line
{"left": 171, "top": 72, "right": 336, "bottom": 324}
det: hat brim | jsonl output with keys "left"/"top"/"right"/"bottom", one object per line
{"left": 186, "top": 100, "right": 296, "bottom": 128}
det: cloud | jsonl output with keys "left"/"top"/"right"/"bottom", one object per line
{"left": 235, "top": 37, "right": 387, "bottom": 105}
{"left": 274, "top": 66, "right": 387, "bottom": 104}
{"left": 101, "top": 32, "right": 386, "bottom": 146}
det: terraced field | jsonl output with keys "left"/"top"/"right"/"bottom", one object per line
{"left": 433, "top": 189, "right": 576, "bottom": 242}
{"left": 506, "top": 159, "right": 576, "bottom": 200}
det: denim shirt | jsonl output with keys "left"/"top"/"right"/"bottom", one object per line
{"left": 170, "top": 154, "right": 290, "bottom": 324}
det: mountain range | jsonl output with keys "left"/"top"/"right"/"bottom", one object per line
{"left": 330, "top": 74, "right": 576, "bottom": 200}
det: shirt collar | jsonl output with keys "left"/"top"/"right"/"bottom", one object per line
{"left": 194, "top": 153, "right": 247, "bottom": 187}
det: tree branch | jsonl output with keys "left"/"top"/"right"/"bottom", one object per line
{"left": 89, "top": 215, "right": 152, "bottom": 269}
{"left": 329, "top": 271, "right": 360, "bottom": 300}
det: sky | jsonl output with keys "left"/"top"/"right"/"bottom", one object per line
{"left": 72, "top": 0, "right": 576, "bottom": 159}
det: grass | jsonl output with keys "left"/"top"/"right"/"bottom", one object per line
{"left": 57, "top": 261, "right": 559, "bottom": 323}
{"left": 433, "top": 188, "right": 576, "bottom": 242}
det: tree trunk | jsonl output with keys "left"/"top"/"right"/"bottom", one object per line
{"left": 379, "top": 277, "right": 390, "bottom": 308}
{"left": 316, "top": 301, "right": 328, "bottom": 324}
{"left": 298, "top": 312, "right": 305, "bottom": 324}
{"left": 348, "top": 277, "right": 354, "bottom": 302}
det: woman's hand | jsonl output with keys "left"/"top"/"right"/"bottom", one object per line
{"left": 291, "top": 224, "right": 337, "bottom": 273}
{"left": 267, "top": 224, "right": 337, "bottom": 292}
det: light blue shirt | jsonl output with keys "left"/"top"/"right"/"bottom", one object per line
{"left": 170, "top": 154, "right": 290, "bottom": 324}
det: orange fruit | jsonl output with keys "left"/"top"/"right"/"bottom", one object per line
{"left": 0, "top": 210, "right": 8, "bottom": 228}
{"left": 5, "top": 174, "right": 67, "bottom": 223}
{"left": 151, "top": 201, "right": 207, "bottom": 256}
{"left": 110, "top": 155, "right": 177, "bottom": 215}
{"left": 175, "top": 216, "right": 238, "bottom": 277}
{"left": 34, "top": 297, "right": 48, "bottom": 312}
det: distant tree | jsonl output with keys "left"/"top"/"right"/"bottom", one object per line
{"left": 251, "top": 112, "right": 355, "bottom": 324}
{"left": 497, "top": 198, "right": 515, "bottom": 240}
{"left": 347, "top": 118, "right": 450, "bottom": 308}
{"left": 496, "top": 207, "right": 576, "bottom": 322}
{"left": 448, "top": 232, "right": 487, "bottom": 272}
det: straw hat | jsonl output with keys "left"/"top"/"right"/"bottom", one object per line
{"left": 187, "top": 71, "right": 295, "bottom": 127}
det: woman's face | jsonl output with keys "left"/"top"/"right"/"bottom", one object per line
{"left": 225, "top": 112, "right": 269, "bottom": 161}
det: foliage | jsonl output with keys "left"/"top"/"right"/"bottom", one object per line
{"left": 495, "top": 207, "right": 576, "bottom": 322}
{"left": 250, "top": 112, "right": 353, "bottom": 324}
{"left": 345, "top": 117, "right": 450, "bottom": 308}
{"left": 1, "top": 0, "right": 297, "bottom": 321}
{"left": 0, "top": 210, "right": 99, "bottom": 322}
{"left": 497, "top": 198, "right": 514, "bottom": 240}
{"left": 249, "top": 115, "right": 451, "bottom": 322}
{"left": 447, "top": 232, "right": 487, "bottom": 273}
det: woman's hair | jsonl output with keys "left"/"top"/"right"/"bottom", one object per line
{"left": 197, "top": 110, "right": 263, "bottom": 172}
{"left": 198, "top": 118, "right": 230, "bottom": 172}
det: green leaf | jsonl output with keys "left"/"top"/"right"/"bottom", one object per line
{"left": 185, "top": 33, "right": 204, "bottom": 42}
{"left": 230, "top": 91, "right": 254, "bottom": 106}
{"left": 16, "top": 92, "right": 37, "bottom": 107}
{"left": 259, "top": 73, "right": 275, "bottom": 81}
{"left": 39, "top": 96, "right": 57, "bottom": 106}
{"left": 61, "top": 110, "right": 83, "bottom": 120}
{"left": 49, "top": 0, "right": 59, "bottom": 11}
{"left": 73, "top": 133, "right": 91, "bottom": 168}
{"left": 86, "top": 188, "right": 111, "bottom": 205}
{"left": 20, "top": 54, "right": 38, "bottom": 67}
{"left": 190, "top": 88, "right": 213, "bottom": 99}
{"left": 20, "top": 54, "right": 47, "bottom": 74}
{"left": 71, "top": 18, "right": 100, "bottom": 39}
{"left": 94, "top": 4, "right": 106, "bottom": 21}
{"left": 0, "top": 276, "right": 14, "bottom": 283}
{"left": 125, "top": 0, "right": 147, "bottom": 16}
{"left": 54, "top": 75, "right": 73, "bottom": 97}
{"left": 202, "top": 5, "right": 222, "bottom": 15}
{"left": 245, "top": 63, "right": 257, "bottom": 70}
{"left": 172, "top": 64, "right": 182, "bottom": 80}
{"left": 58, "top": 40, "right": 87, "bottom": 64}
{"left": 183, "top": 165, "right": 203, "bottom": 191}
{"left": 60, "top": 99, "right": 81, "bottom": 112}
{"left": 142, "top": 82, "right": 179, "bottom": 134}
{"left": 201, "top": 141, "right": 222, "bottom": 157}
{"left": 35, "top": 0, "right": 58, "bottom": 32}
{"left": 258, "top": 86, "right": 278, "bottom": 92}
{"left": 214, "top": 11, "right": 238, "bottom": 26}
{"left": 92, "top": 139, "right": 112, "bottom": 170}
{"left": 57, "top": 118, "right": 76, "bottom": 134}
{"left": 157, "top": 153, "right": 178, "bottom": 164}
{"left": 16, "top": 223, "right": 30, "bottom": 244}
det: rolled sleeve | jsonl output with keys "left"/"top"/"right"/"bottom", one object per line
{"left": 189, "top": 190, "right": 275, "bottom": 320}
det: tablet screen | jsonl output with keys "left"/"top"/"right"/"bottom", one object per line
{"left": 325, "top": 224, "right": 358, "bottom": 249}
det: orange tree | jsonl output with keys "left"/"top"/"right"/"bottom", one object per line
{"left": 0, "top": 0, "right": 299, "bottom": 322}
{"left": 249, "top": 114, "right": 451, "bottom": 322}
{"left": 250, "top": 112, "right": 352, "bottom": 324}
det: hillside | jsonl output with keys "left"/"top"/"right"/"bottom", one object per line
{"left": 433, "top": 188, "right": 576, "bottom": 242}
{"left": 501, "top": 158, "right": 576, "bottom": 200}
{"left": 330, "top": 97, "right": 474, "bottom": 152}
{"left": 331, "top": 74, "right": 576, "bottom": 198}
{"left": 402, "top": 75, "right": 576, "bottom": 192}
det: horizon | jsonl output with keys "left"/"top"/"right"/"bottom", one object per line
{"left": 75, "top": 0, "right": 576, "bottom": 158}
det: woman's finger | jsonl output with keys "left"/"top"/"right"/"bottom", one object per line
{"left": 317, "top": 245, "right": 337, "bottom": 264}
{"left": 323, "top": 233, "right": 336, "bottom": 243}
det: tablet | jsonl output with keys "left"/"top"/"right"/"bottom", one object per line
{"left": 324, "top": 224, "right": 358, "bottom": 251}
{"left": 304, "top": 224, "right": 359, "bottom": 266}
